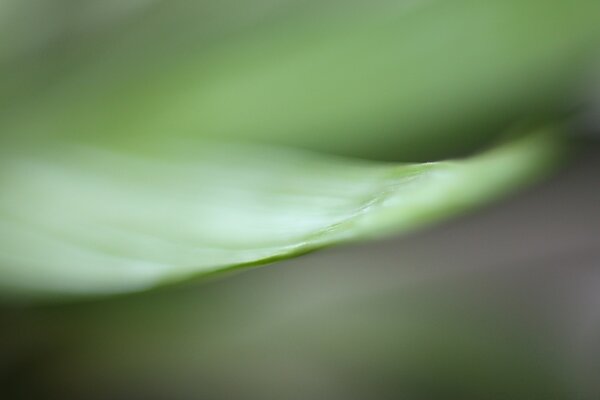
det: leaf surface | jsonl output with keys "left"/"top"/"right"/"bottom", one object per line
{"left": 0, "top": 129, "right": 565, "bottom": 300}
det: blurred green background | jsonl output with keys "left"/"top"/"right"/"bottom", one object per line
{"left": 1, "top": 1, "right": 600, "bottom": 399}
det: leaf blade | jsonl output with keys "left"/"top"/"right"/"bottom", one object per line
{"left": 0, "top": 128, "right": 566, "bottom": 300}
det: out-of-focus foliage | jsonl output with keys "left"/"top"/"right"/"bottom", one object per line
{"left": 0, "top": 0, "right": 597, "bottom": 298}
{"left": 0, "top": 129, "right": 564, "bottom": 300}
{"left": 2, "top": 0, "right": 599, "bottom": 160}
{"left": 1, "top": 1, "right": 600, "bottom": 399}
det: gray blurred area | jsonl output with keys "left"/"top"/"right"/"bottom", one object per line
{"left": 0, "top": 139, "right": 598, "bottom": 400}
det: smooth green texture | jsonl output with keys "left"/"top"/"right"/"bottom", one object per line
{"left": 0, "top": 129, "right": 564, "bottom": 300}
{"left": 0, "top": 1, "right": 591, "bottom": 301}
{"left": 2, "top": 0, "right": 599, "bottom": 160}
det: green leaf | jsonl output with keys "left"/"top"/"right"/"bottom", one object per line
{"left": 0, "top": 128, "right": 565, "bottom": 301}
